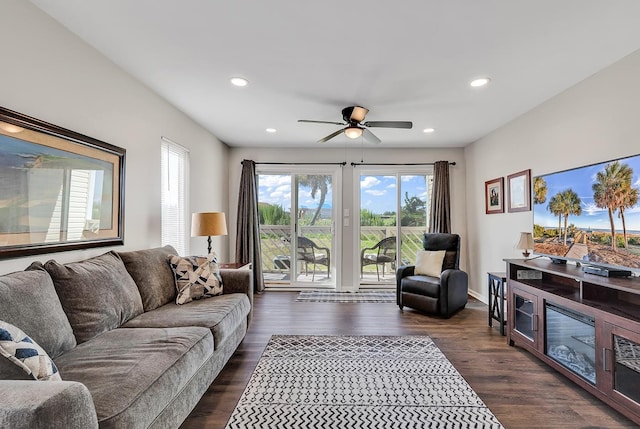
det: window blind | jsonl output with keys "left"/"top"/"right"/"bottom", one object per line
{"left": 161, "top": 137, "right": 189, "bottom": 255}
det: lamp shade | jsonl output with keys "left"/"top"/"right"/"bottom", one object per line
{"left": 516, "top": 232, "right": 534, "bottom": 257}
{"left": 191, "top": 212, "right": 227, "bottom": 237}
{"left": 516, "top": 232, "right": 534, "bottom": 250}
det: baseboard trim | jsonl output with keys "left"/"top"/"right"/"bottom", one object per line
{"left": 468, "top": 289, "right": 485, "bottom": 304}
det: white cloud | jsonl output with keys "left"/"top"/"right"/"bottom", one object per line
{"left": 259, "top": 175, "right": 290, "bottom": 188}
{"left": 401, "top": 176, "right": 416, "bottom": 182}
{"left": 583, "top": 202, "right": 604, "bottom": 216}
{"left": 361, "top": 176, "right": 381, "bottom": 189}
{"left": 387, "top": 183, "right": 396, "bottom": 188}
{"left": 365, "top": 189, "right": 386, "bottom": 196}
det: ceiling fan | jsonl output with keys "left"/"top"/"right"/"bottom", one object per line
{"left": 298, "top": 106, "right": 412, "bottom": 144}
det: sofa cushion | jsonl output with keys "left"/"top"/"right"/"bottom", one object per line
{"left": 53, "top": 327, "right": 213, "bottom": 429}
{"left": 42, "top": 252, "right": 144, "bottom": 344}
{"left": 0, "top": 320, "right": 61, "bottom": 381}
{"left": 123, "top": 293, "right": 250, "bottom": 348}
{"left": 169, "top": 254, "right": 223, "bottom": 304}
{"left": 118, "top": 245, "right": 178, "bottom": 312}
{"left": 0, "top": 268, "right": 76, "bottom": 359}
{"left": 414, "top": 250, "right": 446, "bottom": 277}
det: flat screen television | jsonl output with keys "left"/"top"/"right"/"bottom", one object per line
{"left": 532, "top": 153, "right": 640, "bottom": 273}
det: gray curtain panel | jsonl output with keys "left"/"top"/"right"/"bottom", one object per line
{"left": 235, "top": 160, "right": 265, "bottom": 293}
{"left": 429, "top": 160, "right": 451, "bottom": 234}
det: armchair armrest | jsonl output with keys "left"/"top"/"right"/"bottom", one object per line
{"left": 439, "top": 269, "right": 469, "bottom": 317}
{"left": 395, "top": 265, "right": 416, "bottom": 305}
{"left": 0, "top": 380, "right": 98, "bottom": 429}
{"left": 220, "top": 268, "right": 254, "bottom": 324}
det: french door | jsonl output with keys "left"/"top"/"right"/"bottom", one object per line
{"left": 257, "top": 166, "right": 340, "bottom": 288}
{"left": 358, "top": 169, "right": 432, "bottom": 287}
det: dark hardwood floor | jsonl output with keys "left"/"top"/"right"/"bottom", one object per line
{"left": 181, "top": 291, "right": 637, "bottom": 428}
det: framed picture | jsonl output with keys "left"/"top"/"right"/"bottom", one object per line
{"left": 507, "top": 169, "right": 531, "bottom": 212}
{"left": 485, "top": 177, "right": 504, "bottom": 214}
{"left": 0, "top": 106, "right": 125, "bottom": 258}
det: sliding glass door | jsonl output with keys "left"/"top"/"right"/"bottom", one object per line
{"left": 359, "top": 170, "right": 432, "bottom": 286}
{"left": 257, "top": 167, "right": 339, "bottom": 288}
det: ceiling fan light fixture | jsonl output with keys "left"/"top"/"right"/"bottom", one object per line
{"left": 344, "top": 126, "right": 363, "bottom": 139}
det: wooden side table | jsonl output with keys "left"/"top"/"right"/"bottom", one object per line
{"left": 488, "top": 272, "right": 507, "bottom": 335}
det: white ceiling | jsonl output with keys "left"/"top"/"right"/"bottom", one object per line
{"left": 30, "top": 0, "right": 640, "bottom": 148}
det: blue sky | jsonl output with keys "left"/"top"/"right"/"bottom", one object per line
{"left": 257, "top": 175, "right": 334, "bottom": 211}
{"left": 360, "top": 175, "right": 428, "bottom": 214}
{"left": 257, "top": 174, "right": 428, "bottom": 214}
{"left": 533, "top": 154, "right": 640, "bottom": 232}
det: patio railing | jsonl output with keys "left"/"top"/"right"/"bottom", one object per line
{"left": 259, "top": 225, "right": 426, "bottom": 281}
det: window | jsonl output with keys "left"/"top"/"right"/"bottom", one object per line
{"left": 161, "top": 137, "right": 189, "bottom": 255}
{"left": 358, "top": 169, "right": 433, "bottom": 285}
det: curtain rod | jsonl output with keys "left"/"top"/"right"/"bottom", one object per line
{"left": 350, "top": 161, "right": 456, "bottom": 166}
{"left": 251, "top": 162, "right": 347, "bottom": 166}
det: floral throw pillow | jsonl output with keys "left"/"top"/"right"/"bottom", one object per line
{"left": 0, "top": 320, "right": 62, "bottom": 381}
{"left": 169, "top": 253, "right": 224, "bottom": 305}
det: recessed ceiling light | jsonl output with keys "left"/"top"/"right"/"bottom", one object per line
{"left": 230, "top": 77, "right": 248, "bottom": 87}
{"left": 470, "top": 77, "right": 490, "bottom": 88}
{"left": 265, "top": 128, "right": 277, "bottom": 133}
{"left": 423, "top": 128, "right": 435, "bottom": 133}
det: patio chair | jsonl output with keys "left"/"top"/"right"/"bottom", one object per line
{"left": 297, "top": 236, "right": 330, "bottom": 280}
{"left": 361, "top": 236, "right": 396, "bottom": 281}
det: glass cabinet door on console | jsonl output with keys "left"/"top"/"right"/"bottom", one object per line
{"left": 602, "top": 323, "right": 640, "bottom": 409}
{"left": 510, "top": 287, "right": 540, "bottom": 350}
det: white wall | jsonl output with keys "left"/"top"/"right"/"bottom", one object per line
{"left": 0, "top": 0, "right": 229, "bottom": 275}
{"left": 228, "top": 146, "right": 467, "bottom": 289}
{"left": 465, "top": 49, "right": 640, "bottom": 302}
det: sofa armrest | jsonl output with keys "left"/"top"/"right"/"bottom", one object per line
{"left": 220, "top": 268, "right": 254, "bottom": 324}
{"left": 0, "top": 380, "right": 98, "bottom": 429}
{"left": 440, "top": 269, "right": 469, "bottom": 317}
{"left": 395, "top": 265, "right": 415, "bottom": 305}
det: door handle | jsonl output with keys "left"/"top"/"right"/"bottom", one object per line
{"left": 603, "top": 348, "right": 612, "bottom": 372}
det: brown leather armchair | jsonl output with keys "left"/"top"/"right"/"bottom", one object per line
{"left": 396, "top": 233, "right": 468, "bottom": 318}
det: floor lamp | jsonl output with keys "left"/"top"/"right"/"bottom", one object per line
{"left": 191, "top": 212, "right": 228, "bottom": 255}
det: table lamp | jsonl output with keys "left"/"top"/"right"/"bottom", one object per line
{"left": 191, "top": 212, "right": 227, "bottom": 254}
{"left": 516, "top": 232, "right": 534, "bottom": 258}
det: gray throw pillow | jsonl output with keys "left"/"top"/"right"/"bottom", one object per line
{"left": 0, "top": 268, "right": 76, "bottom": 359}
{"left": 43, "top": 251, "right": 144, "bottom": 344}
{"left": 117, "top": 245, "right": 178, "bottom": 312}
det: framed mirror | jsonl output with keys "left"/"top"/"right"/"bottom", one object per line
{"left": 0, "top": 106, "right": 125, "bottom": 258}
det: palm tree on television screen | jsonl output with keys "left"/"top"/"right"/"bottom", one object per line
{"left": 534, "top": 176, "right": 547, "bottom": 205}
{"left": 614, "top": 163, "right": 638, "bottom": 248}
{"left": 548, "top": 193, "right": 564, "bottom": 240}
{"left": 558, "top": 189, "right": 582, "bottom": 246}
{"left": 593, "top": 161, "right": 629, "bottom": 251}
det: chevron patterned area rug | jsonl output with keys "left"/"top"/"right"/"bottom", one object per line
{"left": 296, "top": 290, "right": 396, "bottom": 303}
{"left": 225, "top": 335, "right": 504, "bottom": 428}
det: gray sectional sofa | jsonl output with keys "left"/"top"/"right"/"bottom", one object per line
{"left": 0, "top": 245, "right": 252, "bottom": 429}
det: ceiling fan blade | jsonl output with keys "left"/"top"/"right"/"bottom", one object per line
{"left": 298, "top": 119, "right": 345, "bottom": 126}
{"left": 363, "top": 128, "right": 381, "bottom": 144}
{"left": 363, "top": 121, "right": 413, "bottom": 129}
{"left": 318, "top": 127, "right": 348, "bottom": 143}
{"left": 350, "top": 106, "right": 369, "bottom": 123}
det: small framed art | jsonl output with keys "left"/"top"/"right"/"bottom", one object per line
{"left": 507, "top": 169, "right": 531, "bottom": 212}
{"left": 485, "top": 177, "right": 504, "bottom": 214}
